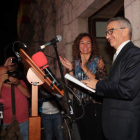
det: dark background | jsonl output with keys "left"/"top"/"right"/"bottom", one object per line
{"left": 0, "top": 0, "right": 21, "bottom": 65}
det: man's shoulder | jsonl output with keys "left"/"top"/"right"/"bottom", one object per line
{"left": 125, "top": 41, "right": 140, "bottom": 53}
{"left": 128, "top": 45, "right": 140, "bottom": 53}
{"left": 127, "top": 41, "right": 139, "bottom": 48}
{"left": 120, "top": 42, "right": 140, "bottom": 64}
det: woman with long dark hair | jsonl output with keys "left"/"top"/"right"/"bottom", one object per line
{"left": 60, "top": 33, "right": 107, "bottom": 140}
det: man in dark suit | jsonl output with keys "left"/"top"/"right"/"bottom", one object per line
{"left": 82, "top": 17, "right": 140, "bottom": 140}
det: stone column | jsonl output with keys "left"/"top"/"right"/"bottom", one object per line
{"left": 125, "top": 0, "right": 140, "bottom": 47}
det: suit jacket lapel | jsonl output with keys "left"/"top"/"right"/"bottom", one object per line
{"left": 109, "top": 41, "right": 135, "bottom": 79}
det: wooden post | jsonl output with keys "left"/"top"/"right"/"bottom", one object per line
{"left": 27, "top": 68, "right": 44, "bottom": 140}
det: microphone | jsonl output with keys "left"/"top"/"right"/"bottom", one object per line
{"left": 39, "top": 35, "right": 62, "bottom": 50}
{"left": 31, "top": 52, "right": 63, "bottom": 91}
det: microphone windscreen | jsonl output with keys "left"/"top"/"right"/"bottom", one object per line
{"left": 32, "top": 52, "right": 49, "bottom": 69}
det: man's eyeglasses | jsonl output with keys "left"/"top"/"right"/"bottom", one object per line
{"left": 105, "top": 27, "right": 126, "bottom": 36}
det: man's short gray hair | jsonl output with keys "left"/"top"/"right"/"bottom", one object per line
{"left": 107, "top": 17, "right": 132, "bottom": 39}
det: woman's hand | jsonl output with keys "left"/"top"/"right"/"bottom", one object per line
{"left": 80, "top": 53, "right": 87, "bottom": 70}
{"left": 59, "top": 56, "right": 73, "bottom": 71}
{"left": 81, "top": 78, "right": 98, "bottom": 89}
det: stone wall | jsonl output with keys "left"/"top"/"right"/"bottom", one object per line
{"left": 55, "top": 0, "right": 110, "bottom": 76}
{"left": 124, "top": 0, "right": 140, "bottom": 48}
{"left": 20, "top": 0, "right": 140, "bottom": 78}
{"left": 24, "top": 0, "right": 110, "bottom": 77}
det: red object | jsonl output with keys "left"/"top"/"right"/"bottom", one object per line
{"left": 32, "top": 52, "right": 49, "bottom": 70}
{"left": 1, "top": 80, "right": 29, "bottom": 123}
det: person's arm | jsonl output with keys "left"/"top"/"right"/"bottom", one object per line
{"left": 0, "top": 73, "right": 8, "bottom": 98}
{"left": 16, "top": 82, "right": 31, "bottom": 98}
{"left": 9, "top": 77, "right": 30, "bottom": 98}
{"left": 81, "top": 56, "right": 112, "bottom": 90}
{"left": 80, "top": 54, "right": 95, "bottom": 79}
{"left": 81, "top": 66, "right": 95, "bottom": 79}
{"left": 59, "top": 56, "right": 74, "bottom": 76}
{"left": 82, "top": 50, "right": 140, "bottom": 100}
{"left": 81, "top": 56, "right": 108, "bottom": 80}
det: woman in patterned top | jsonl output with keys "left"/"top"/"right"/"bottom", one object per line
{"left": 59, "top": 33, "right": 107, "bottom": 140}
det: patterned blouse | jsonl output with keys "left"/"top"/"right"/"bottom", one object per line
{"left": 73, "top": 56, "right": 108, "bottom": 105}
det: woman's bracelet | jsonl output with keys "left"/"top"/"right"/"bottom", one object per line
{"left": 85, "top": 69, "right": 89, "bottom": 74}
{"left": 68, "top": 69, "right": 74, "bottom": 73}
{"left": 15, "top": 81, "right": 21, "bottom": 87}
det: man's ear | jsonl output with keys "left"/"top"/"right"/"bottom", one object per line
{"left": 123, "top": 28, "right": 129, "bottom": 37}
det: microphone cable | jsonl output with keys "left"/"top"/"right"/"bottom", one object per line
{"left": 12, "top": 41, "right": 27, "bottom": 60}
{"left": 62, "top": 82, "right": 85, "bottom": 120}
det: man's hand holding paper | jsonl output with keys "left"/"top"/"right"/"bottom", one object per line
{"left": 81, "top": 78, "right": 98, "bottom": 90}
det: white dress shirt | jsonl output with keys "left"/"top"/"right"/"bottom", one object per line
{"left": 112, "top": 40, "right": 130, "bottom": 63}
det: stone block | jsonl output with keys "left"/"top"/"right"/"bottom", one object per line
{"left": 77, "top": 18, "right": 88, "bottom": 33}
{"left": 86, "top": 0, "right": 95, "bottom": 7}
{"left": 65, "top": 43, "right": 73, "bottom": 62}
{"left": 56, "top": 20, "right": 61, "bottom": 36}
{"left": 72, "top": 0, "right": 85, "bottom": 9}
{"left": 63, "top": 5, "right": 69, "bottom": 24}
{"left": 76, "top": 0, "right": 87, "bottom": 18}
{"left": 65, "top": 28, "right": 72, "bottom": 43}
{"left": 131, "top": 0, "right": 140, "bottom": 41}
{"left": 124, "top": 0, "right": 132, "bottom": 8}
{"left": 57, "top": 5, "right": 64, "bottom": 20}
{"left": 67, "top": 4, "right": 72, "bottom": 23}
{"left": 71, "top": 7, "right": 77, "bottom": 21}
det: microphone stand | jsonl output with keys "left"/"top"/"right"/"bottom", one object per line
{"left": 53, "top": 43, "right": 81, "bottom": 140}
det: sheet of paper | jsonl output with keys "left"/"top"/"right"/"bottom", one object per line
{"left": 64, "top": 73, "right": 95, "bottom": 93}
